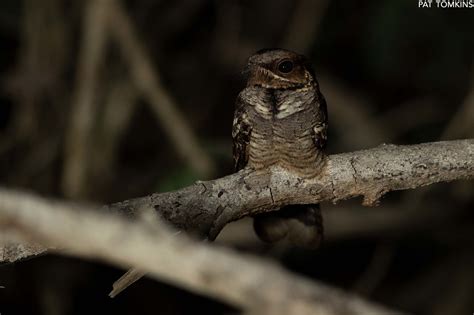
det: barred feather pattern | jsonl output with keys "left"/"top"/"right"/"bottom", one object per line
{"left": 233, "top": 84, "right": 327, "bottom": 178}
{"left": 232, "top": 75, "right": 328, "bottom": 248}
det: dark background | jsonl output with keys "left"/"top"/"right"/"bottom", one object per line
{"left": 0, "top": 0, "right": 473, "bottom": 314}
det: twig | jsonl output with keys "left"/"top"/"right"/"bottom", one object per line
{"left": 109, "top": 267, "right": 145, "bottom": 298}
{"left": 106, "top": 0, "right": 215, "bottom": 178}
{"left": 0, "top": 189, "right": 404, "bottom": 315}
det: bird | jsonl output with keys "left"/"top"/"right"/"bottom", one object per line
{"left": 232, "top": 48, "right": 328, "bottom": 248}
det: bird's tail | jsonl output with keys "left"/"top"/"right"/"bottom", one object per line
{"left": 253, "top": 204, "right": 324, "bottom": 249}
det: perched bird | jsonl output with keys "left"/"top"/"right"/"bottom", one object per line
{"left": 232, "top": 48, "right": 328, "bottom": 248}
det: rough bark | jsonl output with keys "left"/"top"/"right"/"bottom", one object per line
{"left": 1, "top": 139, "right": 473, "bottom": 263}
{"left": 107, "top": 139, "right": 474, "bottom": 240}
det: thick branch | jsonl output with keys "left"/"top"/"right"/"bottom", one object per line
{"left": 2, "top": 140, "right": 472, "bottom": 263}
{"left": 0, "top": 189, "right": 402, "bottom": 315}
{"left": 108, "top": 139, "right": 474, "bottom": 239}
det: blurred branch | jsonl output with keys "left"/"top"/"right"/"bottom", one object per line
{"left": 106, "top": 0, "right": 216, "bottom": 178}
{"left": 160, "top": 0, "right": 205, "bottom": 40}
{"left": 0, "top": 189, "right": 403, "bottom": 315}
{"left": 353, "top": 242, "right": 394, "bottom": 296}
{"left": 395, "top": 254, "right": 474, "bottom": 314}
{"left": 89, "top": 77, "right": 138, "bottom": 196}
{"left": 379, "top": 98, "right": 445, "bottom": 137}
{"left": 281, "top": 0, "right": 330, "bottom": 54}
{"left": 319, "top": 75, "right": 390, "bottom": 149}
{"left": 100, "top": 78, "right": 138, "bottom": 163}
{"left": 2, "top": 0, "right": 68, "bottom": 153}
{"left": 324, "top": 202, "right": 453, "bottom": 241}
{"left": 62, "top": 0, "right": 109, "bottom": 198}
{"left": 441, "top": 69, "right": 474, "bottom": 140}
{"left": 217, "top": 199, "right": 457, "bottom": 247}
{"left": 431, "top": 255, "right": 474, "bottom": 315}
{"left": 63, "top": 0, "right": 216, "bottom": 199}
{"left": 213, "top": 0, "right": 243, "bottom": 65}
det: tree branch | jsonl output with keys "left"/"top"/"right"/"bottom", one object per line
{"left": 107, "top": 139, "right": 474, "bottom": 240}
{"left": 1, "top": 139, "right": 473, "bottom": 264}
{"left": 0, "top": 189, "right": 404, "bottom": 315}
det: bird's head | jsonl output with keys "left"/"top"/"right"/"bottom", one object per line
{"left": 243, "top": 48, "right": 315, "bottom": 89}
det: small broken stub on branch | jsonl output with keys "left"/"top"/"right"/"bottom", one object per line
{"left": 362, "top": 191, "right": 384, "bottom": 207}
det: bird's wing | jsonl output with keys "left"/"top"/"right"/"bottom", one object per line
{"left": 232, "top": 95, "right": 252, "bottom": 171}
{"left": 312, "top": 91, "right": 328, "bottom": 150}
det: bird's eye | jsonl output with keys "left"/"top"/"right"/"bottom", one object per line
{"left": 277, "top": 60, "right": 294, "bottom": 73}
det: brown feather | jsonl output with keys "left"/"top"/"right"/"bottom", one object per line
{"left": 232, "top": 49, "right": 328, "bottom": 248}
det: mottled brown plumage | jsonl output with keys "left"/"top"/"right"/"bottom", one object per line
{"left": 232, "top": 48, "right": 328, "bottom": 248}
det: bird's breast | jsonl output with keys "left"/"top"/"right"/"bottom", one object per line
{"left": 241, "top": 87, "right": 326, "bottom": 177}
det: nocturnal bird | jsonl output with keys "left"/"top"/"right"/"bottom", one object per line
{"left": 109, "top": 49, "right": 328, "bottom": 298}
{"left": 232, "top": 48, "right": 328, "bottom": 248}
